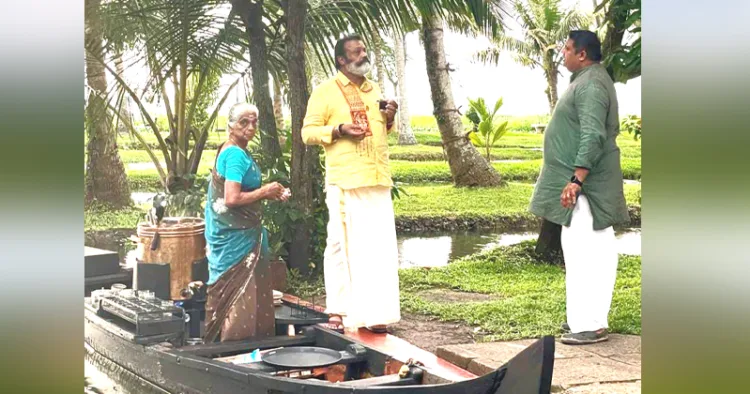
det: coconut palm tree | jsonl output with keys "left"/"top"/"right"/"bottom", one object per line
{"left": 91, "top": 0, "right": 249, "bottom": 216}
{"left": 593, "top": 0, "right": 640, "bottom": 83}
{"left": 474, "top": 0, "right": 590, "bottom": 114}
{"left": 85, "top": 0, "right": 132, "bottom": 208}
{"left": 394, "top": 31, "right": 417, "bottom": 145}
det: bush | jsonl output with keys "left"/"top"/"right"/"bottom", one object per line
{"left": 621, "top": 114, "right": 642, "bottom": 140}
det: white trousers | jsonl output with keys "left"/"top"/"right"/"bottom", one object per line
{"left": 323, "top": 185, "right": 401, "bottom": 328}
{"left": 561, "top": 195, "right": 618, "bottom": 333}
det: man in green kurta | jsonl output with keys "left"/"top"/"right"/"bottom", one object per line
{"left": 529, "top": 30, "right": 629, "bottom": 345}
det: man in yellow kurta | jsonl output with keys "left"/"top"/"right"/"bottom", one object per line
{"left": 302, "top": 35, "right": 400, "bottom": 333}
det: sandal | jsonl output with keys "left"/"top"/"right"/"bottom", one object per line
{"left": 319, "top": 314, "right": 345, "bottom": 334}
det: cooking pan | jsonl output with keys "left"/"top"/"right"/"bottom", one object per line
{"left": 261, "top": 346, "right": 343, "bottom": 369}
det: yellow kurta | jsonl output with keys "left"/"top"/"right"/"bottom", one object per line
{"left": 302, "top": 72, "right": 396, "bottom": 189}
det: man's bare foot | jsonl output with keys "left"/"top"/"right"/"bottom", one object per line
{"left": 320, "top": 314, "right": 344, "bottom": 333}
{"left": 365, "top": 324, "right": 388, "bottom": 334}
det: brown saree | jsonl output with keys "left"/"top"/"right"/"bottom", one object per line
{"left": 203, "top": 143, "right": 275, "bottom": 343}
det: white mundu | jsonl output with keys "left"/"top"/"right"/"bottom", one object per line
{"left": 561, "top": 195, "right": 619, "bottom": 333}
{"left": 323, "top": 185, "right": 401, "bottom": 328}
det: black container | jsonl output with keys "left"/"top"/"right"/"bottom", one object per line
{"left": 85, "top": 246, "right": 121, "bottom": 278}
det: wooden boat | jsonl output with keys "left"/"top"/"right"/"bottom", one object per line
{"left": 84, "top": 287, "right": 555, "bottom": 394}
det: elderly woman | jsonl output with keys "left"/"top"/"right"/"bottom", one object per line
{"left": 203, "top": 102, "right": 289, "bottom": 343}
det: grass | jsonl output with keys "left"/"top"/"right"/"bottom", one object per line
{"left": 85, "top": 182, "right": 641, "bottom": 234}
{"left": 84, "top": 203, "right": 145, "bottom": 231}
{"left": 389, "top": 158, "right": 641, "bottom": 184}
{"left": 388, "top": 145, "right": 543, "bottom": 162}
{"left": 387, "top": 129, "right": 641, "bottom": 149}
{"left": 393, "top": 183, "right": 641, "bottom": 220}
{"left": 122, "top": 158, "right": 641, "bottom": 192}
{"left": 398, "top": 240, "right": 641, "bottom": 340}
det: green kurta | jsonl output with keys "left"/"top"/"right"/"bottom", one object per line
{"left": 529, "top": 63, "right": 629, "bottom": 230}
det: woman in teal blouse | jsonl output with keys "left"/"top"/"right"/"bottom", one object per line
{"left": 203, "top": 102, "right": 289, "bottom": 343}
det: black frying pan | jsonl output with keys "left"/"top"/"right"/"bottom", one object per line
{"left": 261, "top": 346, "right": 343, "bottom": 369}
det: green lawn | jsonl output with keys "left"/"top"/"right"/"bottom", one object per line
{"left": 388, "top": 145, "right": 544, "bottom": 161}
{"left": 84, "top": 203, "right": 147, "bottom": 231}
{"left": 119, "top": 142, "right": 638, "bottom": 164}
{"left": 390, "top": 158, "right": 641, "bottom": 183}
{"left": 398, "top": 241, "right": 641, "bottom": 340}
{"left": 393, "top": 183, "right": 641, "bottom": 220}
{"left": 122, "top": 158, "right": 641, "bottom": 192}
{"left": 86, "top": 182, "right": 641, "bottom": 233}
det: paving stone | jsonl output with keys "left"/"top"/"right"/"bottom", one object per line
{"left": 551, "top": 356, "right": 641, "bottom": 390}
{"left": 563, "top": 381, "right": 641, "bottom": 394}
{"left": 467, "top": 358, "right": 496, "bottom": 376}
{"left": 567, "top": 334, "right": 641, "bottom": 358}
{"left": 610, "top": 353, "right": 641, "bottom": 368}
{"left": 436, "top": 344, "right": 480, "bottom": 370}
{"left": 466, "top": 354, "right": 640, "bottom": 390}
{"left": 459, "top": 339, "right": 593, "bottom": 364}
{"left": 439, "top": 336, "right": 642, "bottom": 391}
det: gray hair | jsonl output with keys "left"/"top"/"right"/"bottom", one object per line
{"left": 227, "top": 102, "right": 259, "bottom": 129}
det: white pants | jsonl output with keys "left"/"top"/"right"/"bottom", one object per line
{"left": 323, "top": 185, "right": 401, "bottom": 328}
{"left": 561, "top": 195, "right": 618, "bottom": 333}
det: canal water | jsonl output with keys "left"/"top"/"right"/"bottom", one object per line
{"left": 397, "top": 229, "right": 640, "bottom": 268}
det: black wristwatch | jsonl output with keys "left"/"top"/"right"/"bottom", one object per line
{"left": 570, "top": 175, "right": 583, "bottom": 187}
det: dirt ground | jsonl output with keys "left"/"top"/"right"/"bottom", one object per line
{"left": 388, "top": 313, "right": 477, "bottom": 354}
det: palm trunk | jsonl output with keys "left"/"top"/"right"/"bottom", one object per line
{"left": 84, "top": 0, "right": 131, "bottom": 208}
{"left": 284, "top": 0, "right": 317, "bottom": 274}
{"left": 113, "top": 50, "right": 133, "bottom": 136}
{"left": 421, "top": 18, "right": 502, "bottom": 187}
{"left": 394, "top": 32, "right": 417, "bottom": 145}
{"left": 547, "top": 69, "right": 558, "bottom": 114}
{"left": 370, "top": 25, "right": 387, "bottom": 94}
{"left": 544, "top": 52, "right": 558, "bottom": 114}
{"left": 234, "top": 0, "right": 282, "bottom": 167}
{"left": 273, "top": 78, "right": 285, "bottom": 130}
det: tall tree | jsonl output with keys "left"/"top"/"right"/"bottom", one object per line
{"left": 231, "top": 0, "right": 283, "bottom": 169}
{"left": 394, "top": 32, "right": 417, "bottom": 145}
{"left": 283, "top": 0, "right": 320, "bottom": 274}
{"left": 474, "top": 0, "right": 589, "bottom": 114}
{"left": 84, "top": 0, "right": 131, "bottom": 208}
{"left": 370, "top": 25, "right": 388, "bottom": 93}
{"left": 594, "top": 0, "right": 640, "bottom": 83}
{"left": 97, "top": 0, "right": 249, "bottom": 216}
{"left": 422, "top": 16, "right": 503, "bottom": 186}
{"left": 273, "top": 78, "right": 285, "bottom": 130}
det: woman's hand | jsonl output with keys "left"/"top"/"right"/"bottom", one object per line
{"left": 278, "top": 187, "right": 291, "bottom": 202}
{"left": 261, "top": 182, "right": 286, "bottom": 201}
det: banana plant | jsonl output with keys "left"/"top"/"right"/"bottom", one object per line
{"left": 466, "top": 97, "right": 509, "bottom": 162}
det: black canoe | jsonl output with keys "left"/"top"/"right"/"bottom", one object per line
{"left": 85, "top": 302, "right": 554, "bottom": 394}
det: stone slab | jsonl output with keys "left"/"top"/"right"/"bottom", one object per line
{"left": 563, "top": 381, "right": 641, "bottom": 394}
{"left": 570, "top": 334, "right": 641, "bottom": 358}
{"left": 436, "top": 344, "right": 481, "bottom": 370}
{"left": 610, "top": 353, "right": 641, "bottom": 368}
{"left": 442, "top": 339, "right": 592, "bottom": 365}
{"left": 551, "top": 356, "right": 641, "bottom": 390}
{"left": 438, "top": 335, "right": 642, "bottom": 391}
{"left": 464, "top": 352, "right": 640, "bottom": 391}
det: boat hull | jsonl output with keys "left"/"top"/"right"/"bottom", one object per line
{"left": 85, "top": 307, "right": 554, "bottom": 394}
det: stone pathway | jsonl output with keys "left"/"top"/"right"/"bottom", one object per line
{"left": 437, "top": 334, "right": 641, "bottom": 393}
